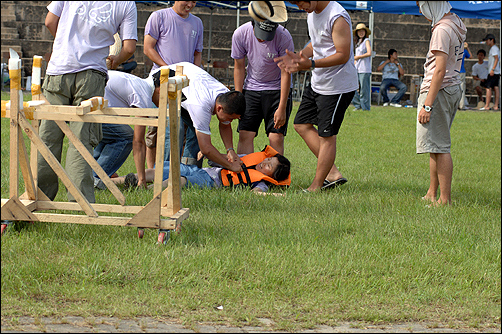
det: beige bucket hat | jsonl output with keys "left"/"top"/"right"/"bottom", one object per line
{"left": 248, "top": 1, "right": 288, "bottom": 23}
{"left": 353, "top": 22, "right": 371, "bottom": 37}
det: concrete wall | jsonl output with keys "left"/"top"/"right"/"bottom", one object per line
{"left": 2, "top": 1, "right": 500, "bottom": 102}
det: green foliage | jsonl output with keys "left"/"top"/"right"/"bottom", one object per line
{"left": 1, "top": 100, "right": 500, "bottom": 330}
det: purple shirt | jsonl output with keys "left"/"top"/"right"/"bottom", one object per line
{"left": 144, "top": 7, "right": 203, "bottom": 74}
{"left": 231, "top": 21, "right": 294, "bottom": 90}
{"left": 46, "top": 1, "right": 137, "bottom": 76}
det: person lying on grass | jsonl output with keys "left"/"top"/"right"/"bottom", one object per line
{"left": 111, "top": 145, "right": 291, "bottom": 194}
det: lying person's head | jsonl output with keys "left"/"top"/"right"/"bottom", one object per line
{"left": 255, "top": 154, "right": 291, "bottom": 181}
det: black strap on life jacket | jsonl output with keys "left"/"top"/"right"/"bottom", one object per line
{"left": 241, "top": 163, "right": 252, "bottom": 188}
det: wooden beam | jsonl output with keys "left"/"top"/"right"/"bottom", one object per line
{"left": 17, "top": 114, "right": 98, "bottom": 217}
{"left": 1, "top": 197, "right": 38, "bottom": 221}
{"left": 33, "top": 213, "right": 175, "bottom": 229}
{"left": 32, "top": 111, "right": 160, "bottom": 127}
{"left": 54, "top": 120, "right": 126, "bottom": 205}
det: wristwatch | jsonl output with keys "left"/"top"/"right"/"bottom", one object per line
{"left": 423, "top": 105, "right": 433, "bottom": 113}
{"left": 311, "top": 59, "right": 316, "bottom": 69}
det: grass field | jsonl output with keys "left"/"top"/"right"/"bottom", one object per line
{"left": 1, "top": 91, "right": 500, "bottom": 331}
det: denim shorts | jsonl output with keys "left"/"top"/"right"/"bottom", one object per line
{"left": 160, "top": 161, "right": 216, "bottom": 189}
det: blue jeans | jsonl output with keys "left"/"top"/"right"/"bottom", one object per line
{"left": 164, "top": 108, "right": 200, "bottom": 165}
{"left": 93, "top": 123, "right": 133, "bottom": 179}
{"left": 352, "top": 72, "right": 371, "bottom": 111}
{"left": 380, "top": 79, "right": 407, "bottom": 104}
{"left": 160, "top": 161, "right": 215, "bottom": 189}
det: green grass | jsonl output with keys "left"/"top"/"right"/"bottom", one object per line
{"left": 1, "top": 92, "right": 500, "bottom": 331}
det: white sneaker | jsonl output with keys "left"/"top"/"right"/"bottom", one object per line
{"left": 390, "top": 103, "right": 402, "bottom": 108}
{"left": 383, "top": 102, "right": 389, "bottom": 107}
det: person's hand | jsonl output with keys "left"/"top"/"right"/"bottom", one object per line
{"left": 273, "top": 108, "right": 286, "bottom": 129}
{"left": 274, "top": 49, "right": 309, "bottom": 74}
{"left": 489, "top": 70, "right": 495, "bottom": 76}
{"left": 227, "top": 149, "right": 241, "bottom": 164}
{"left": 418, "top": 106, "right": 431, "bottom": 124}
{"left": 229, "top": 160, "right": 243, "bottom": 173}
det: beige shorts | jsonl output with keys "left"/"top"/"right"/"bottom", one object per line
{"left": 145, "top": 126, "right": 157, "bottom": 149}
{"left": 416, "top": 84, "right": 461, "bottom": 154}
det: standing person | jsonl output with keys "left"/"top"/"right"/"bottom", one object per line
{"left": 480, "top": 33, "right": 500, "bottom": 111}
{"left": 94, "top": 70, "right": 161, "bottom": 190}
{"left": 377, "top": 48, "right": 407, "bottom": 107}
{"left": 231, "top": 19, "right": 295, "bottom": 155}
{"left": 458, "top": 41, "right": 471, "bottom": 109}
{"left": 471, "top": 49, "right": 489, "bottom": 106}
{"left": 143, "top": 0, "right": 203, "bottom": 167}
{"left": 38, "top": 1, "right": 137, "bottom": 202}
{"left": 416, "top": 1, "right": 466, "bottom": 206}
{"left": 275, "top": 1, "right": 358, "bottom": 192}
{"left": 351, "top": 22, "right": 372, "bottom": 111}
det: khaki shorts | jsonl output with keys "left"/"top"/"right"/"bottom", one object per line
{"left": 145, "top": 126, "right": 157, "bottom": 149}
{"left": 416, "top": 84, "right": 461, "bottom": 154}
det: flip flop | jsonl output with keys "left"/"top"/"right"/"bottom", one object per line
{"left": 124, "top": 173, "right": 138, "bottom": 189}
{"left": 321, "top": 177, "right": 348, "bottom": 190}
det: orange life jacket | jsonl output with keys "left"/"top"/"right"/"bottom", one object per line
{"left": 220, "top": 145, "right": 291, "bottom": 188}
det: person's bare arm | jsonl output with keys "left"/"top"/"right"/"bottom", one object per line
{"left": 45, "top": 12, "right": 59, "bottom": 37}
{"left": 144, "top": 34, "right": 168, "bottom": 67}
{"left": 194, "top": 51, "right": 202, "bottom": 67}
{"left": 377, "top": 60, "right": 390, "bottom": 72}
{"left": 489, "top": 54, "right": 499, "bottom": 76}
{"left": 196, "top": 131, "right": 242, "bottom": 172}
{"left": 233, "top": 58, "right": 246, "bottom": 92}
{"left": 418, "top": 50, "right": 447, "bottom": 124}
{"left": 274, "top": 67, "right": 291, "bottom": 129}
{"left": 108, "top": 39, "right": 136, "bottom": 70}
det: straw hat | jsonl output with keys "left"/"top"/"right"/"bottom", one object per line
{"left": 353, "top": 22, "right": 371, "bottom": 37}
{"left": 106, "top": 33, "right": 122, "bottom": 69}
{"left": 248, "top": 1, "right": 288, "bottom": 24}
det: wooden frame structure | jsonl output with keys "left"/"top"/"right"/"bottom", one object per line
{"left": 1, "top": 52, "right": 190, "bottom": 242}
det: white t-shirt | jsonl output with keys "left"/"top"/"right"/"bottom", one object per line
{"left": 488, "top": 45, "right": 501, "bottom": 75}
{"left": 472, "top": 61, "right": 489, "bottom": 81}
{"left": 105, "top": 71, "right": 155, "bottom": 108}
{"left": 166, "top": 62, "right": 229, "bottom": 135}
{"left": 307, "top": 1, "right": 358, "bottom": 95}
{"left": 46, "top": 1, "right": 138, "bottom": 75}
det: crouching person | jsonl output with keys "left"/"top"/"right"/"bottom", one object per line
{"left": 112, "top": 145, "right": 290, "bottom": 194}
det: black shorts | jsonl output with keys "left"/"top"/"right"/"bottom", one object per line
{"left": 238, "top": 89, "right": 292, "bottom": 136}
{"left": 294, "top": 85, "right": 355, "bottom": 137}
{"left": 485, "top": 74, "right": 500, "bottom": 88}
{"left": 479, "top": 80, "right": 488, "bottom": 88}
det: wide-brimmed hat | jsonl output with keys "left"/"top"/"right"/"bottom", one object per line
{"left": 253, "top": 20, "right": 279, "bottom": 41}
{"left": 107, "top": 33, "right": 122, "bottom": 69}
{"left": 353, "top": 22, "right": 371, "bottom": 37}
{"left": 248, "top": 1, "right": 287, "bottom": 24}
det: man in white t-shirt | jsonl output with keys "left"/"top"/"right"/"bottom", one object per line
{"left": 163, "top": 62, "right": 246, "bottom": 173}
{"left": 471, "top": 49, "right": 489, "bottom": 105}
{"left": 38, "top": 1, "right": 137, "bottom": 203}
{"left": 93, "top": 70, "right": 160, "bottom": 190}
{"left": 480, "top": 34, "right": 500, "bottom": 110}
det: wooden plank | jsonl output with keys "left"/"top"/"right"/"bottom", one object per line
{"left": 126, "top": 193, "right": 161, "bottom": 228}
{"left": 10, "top": 69, "right": 20, "bottom": 198}
{"left": 17, "top": 114, "right": 98, "bottom": 217}
{"left": 1, "top": 108, "right": 37, "bottom": 120}
{"left": 30, "top": 119, "right": 39, "bottom": 195}
{"left": 89, "top": 107, "right": 159, "bottom": 117}
{"left": 158, "top": 208, "right": 189, "bottom": 230}
{"left": 33, "top": 111, "right": 160, "bottom": 127}
{"left": 166, "top": 66, "right": 184, "bottom": 215}
{"left": 20, "top": 187, "right": 50, "bottom": 202}
{"left": 33, "top": 213, "right": 175, "bottom": 229}
{"left": 1, "top": 197, "right": 38, "bottom": 221}
{"left": 153, "top": 71, "right": 169, "bottom": 197}
{"left": 54, "top": 120, "right": 126, "bottom": 205}
{"left": 1, "top": 198, "right": 37, "bottom": 212}
{"left": 17, "top": 125, "right": 37, "bottom": 200}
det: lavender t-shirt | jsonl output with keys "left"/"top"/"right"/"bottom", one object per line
{"left": 105, "top": 70, "right": 155, "bottom": 108}
{"left": 231, "top": 21, "right": 294, "bottom": 91}
{"left": 145, "top": 8, "right": 203, "bottom": 74}
{"left": 46, "top": 1, "right": 138, "bottom": 75}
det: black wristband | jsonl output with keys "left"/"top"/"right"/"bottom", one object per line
{"left": 311, "top": 59, "right": 315, "bottom": 69}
